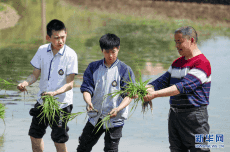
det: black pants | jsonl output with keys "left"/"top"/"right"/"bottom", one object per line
{"left": 77, "top": 119, "right": 123, "bottom": 152}
{"left": 28, "top": 102, "right": 73, "bottom": 143}
{"left": 169, "top": 106, "right": 210, "bottom": 152}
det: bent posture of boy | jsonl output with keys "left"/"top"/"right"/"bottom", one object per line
{"left": 144, "top": 26, "right": 211, "bottom": 152}
{"left": 17, "top": 19, "right": 78, "bottom": 152}
{"left": 77, "top": 33, "right": 135, "bottom": 152}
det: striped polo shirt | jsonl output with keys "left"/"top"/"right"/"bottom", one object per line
{"left": 80, "top": 59, "right": 135, "bottom": 128}
{"left": 149, "top": 54, "right": 211, "bottom": 107}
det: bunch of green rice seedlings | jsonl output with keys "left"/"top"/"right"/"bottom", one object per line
{"left": 131, "top": 72, "right": 152, "bottom": 113}
{"left": 0, "top": 103, "right": 6, "bottom": 126}
{"left": 94, "top": 114, "right": 111, "bottom": 134}
{"left": 104, "top": 70, "right": 152, "bottom": 116}
{"left": 37, "top": 95, "right": 63, "bottom": 127}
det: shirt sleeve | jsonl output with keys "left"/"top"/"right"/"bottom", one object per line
{"left": 66, "top": 51, "right": 78, "bottom": 75}
{"left": 175, "top": 68, "right": 209, "bottom": 94}
{"left": 80, "top": 63, "right": 95, "bottom": 97}
{"left": 30, "top": 47, "right": 41, "bottom": 69}
{"left": 148, "top": 70, "right": 171, "bottom": 91}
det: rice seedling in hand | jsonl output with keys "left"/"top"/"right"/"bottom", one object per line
{"left": 37, "top": 94, "right": 63, "bottom": 127}
{"left": 0, "top": 103, "right": 6, "bottom": 126}
{"left": 94, "top": 114, "right": 111, "bottom": 134}
{"left": 104, "top": 70, "right": 153, "bottom": 116}
{"left": 37, "top": 93, "right": 87, "bottom": 128}
{"left": 130, "top": 72, "right": 153, "bottom": 114}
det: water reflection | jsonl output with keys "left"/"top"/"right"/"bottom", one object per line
{"left": 198, "top": 36, "right": 230, "bottom": 151}
{"left": 2, "top": 0, "right": 223, "bottom": 89}
{"left": 83, "top": 22, "right": 178, "bottom": 77}
{"left": 0, "top": 33, "right": 229, "bottom": 151}
{"left": 0, "top": 0, "right": 229, "bottom": 151}
{"left": 0, "top": 132, "right": 4, "bottom": 152}
{"left": 0, "top": 0, "right": 179, "bottom": 87}
{"left": 0, "top": 122, "right": 5, "bottom": 152}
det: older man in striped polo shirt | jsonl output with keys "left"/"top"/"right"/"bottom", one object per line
{"left": 144, "top": 26, "right": 211, "bottom": 152}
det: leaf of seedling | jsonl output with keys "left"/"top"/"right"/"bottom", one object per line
{"left": 0, "top": 78, "right": 17, "bottom": 90}
{"left": 94, "top": 115, "right": 111, "bottom": 134}
{"left": 61, "top": 111, "right": 86, "bottom": 128}
{"left": 0, "top": 103, "right": 6, "bottom": 126}
{"left": 0, "top": 78, "right": 28, "bottom": 102}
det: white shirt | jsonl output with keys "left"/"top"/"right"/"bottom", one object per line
{"left": 30, "top": 43, "right": 78, "bottom": 108}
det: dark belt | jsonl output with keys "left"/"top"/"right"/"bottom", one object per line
{"left": 170, "top": 105, "right": 207, "bottom": 113}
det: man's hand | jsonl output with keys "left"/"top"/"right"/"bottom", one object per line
{"left": 41, "top": 91, "right": 56, "bottom": 97}
{"left": 143, "top": 86, "right": 155, "bottom": 102}
{"left": 17, "top": 81, "right": 29, "bottom": 92}
{"left": 17, "top": 68, "right": 40, "bottom": 92}
{"left": 109, "top": 108, "right": 119, "bottom": 118}
{"left": 87, "top": 103, "right": 95, "bottom": 111}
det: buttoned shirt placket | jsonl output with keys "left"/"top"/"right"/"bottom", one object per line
{"left": 100, "top": 64, "right": 109, "bottom": 118}
{"left": 47, "top": 51, "right": 54, "bottom": 92}
{"left": 47, "top": 49, "right": 61, "bottom": 92}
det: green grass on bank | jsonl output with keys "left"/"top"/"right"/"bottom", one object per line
{"left": 0, "top": 0, "right": 229, "bottom": 87}
{"left": 0, "top": 3, "right": 6, "bottom": 12}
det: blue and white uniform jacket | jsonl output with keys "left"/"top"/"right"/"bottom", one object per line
{"left": 80, "top": 59, "right": 135, "bottom": 129}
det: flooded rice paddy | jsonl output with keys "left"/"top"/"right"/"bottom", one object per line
{"left": 0, "top": 36, "right": 229, "bottom": 151}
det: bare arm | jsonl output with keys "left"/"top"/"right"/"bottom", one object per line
{"left": 117, "top": 96, "right": 132, "bottom": 111}
{"left": 144, "top": 85, "right": 180, "bottom": 101}
{"left": 155, "top": 85, "right": 180, "bottom": 98}
{"left": 109, "top": 96, "right": 132, "bottom": 117}
{"left": 44, "top": 74, "right": 75, "bottom": 96}
{"left": 53, "top": 74, "right": 75, "bottom": 95}
{"left": 83, "top": 91, "right": 94, "bottom": 111}
{"left": 17, "top": 68, "right": 41, "bottom": 91}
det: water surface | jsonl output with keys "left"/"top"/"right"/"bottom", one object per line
{"left": 0, "top": 36, "right": 229, "bottom": 152}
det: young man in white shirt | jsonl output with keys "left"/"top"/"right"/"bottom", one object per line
{"left": 17, "top": 19, "right": 78, "bottom": 152}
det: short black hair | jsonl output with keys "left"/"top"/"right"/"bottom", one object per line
{"left": 47, "top": 19, "right": 66, "bottom": 37}
{"left": 175, "top": 26, "right": 198, "bottom": 43}
{"left": 99, "top": 33, "right": 120, "bottom": 51}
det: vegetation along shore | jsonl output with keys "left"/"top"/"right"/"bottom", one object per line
{"left": 0, "top": 0, "right": 229, "bottom": 91}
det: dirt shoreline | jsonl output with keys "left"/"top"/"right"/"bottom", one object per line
{"left": 0, "top": 3, "right": 20, "bottom": 30}
{"left": 64, "top": 0, "right": 230, "bottom": 28}
{"left": 1, "top": 1, "right": 229, "bottom": 30}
